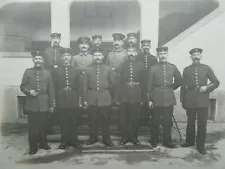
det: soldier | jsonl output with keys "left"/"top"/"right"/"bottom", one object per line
{"left": 147, "top": 46, "right": 182, "bottom": 148}
{"left": 91, "top": 35, "right": 107, "bottom": 63}
{"left": 106, "top": 33, "right": 127, "bottom": 99}
{"left": 91, "top": 35, "right": 103, "bottom": 50}
{"left": 115, "top": 45, "right": 145, "bottom": 145}
{"left": 20, "top": 50, "right": 55, "bottom": 155}
{"left": 72, "top": 36, "right": 93, "bottom": 69}
{"left": 180, "top": 48, "right": 219, "bottom": 154}
{"left": 137, "top": 40, "right": 158, "bottom": 126}
{"left": 53, "top": 48, "right": 83, "bottom": 149}
{"left": 125, "top": 33, "right": 141, "bottom": 54}
{"left": 83, "top": 48, "right": 114, "bottom": 147}
{"left": 43, "top": 33, "right": 62, "bottom": 70}
{"left": 106, "top": 33, "right": 127, "bottom": 70}
{"left": 72, "top": 36, "right": 93, "bottom": 106}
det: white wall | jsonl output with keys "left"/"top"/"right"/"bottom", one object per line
{"left": 168, "top": 11, "right": 225, "bottom": 121}
{"left": 168, "top": 11, "right": 225, "bottom": 90}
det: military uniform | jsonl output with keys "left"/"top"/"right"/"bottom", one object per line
{"left": 125, "top": 33, "right": 141, "bottom": 54}
{"left": 91, "top": 35, "right": 107, "bottom": 62}
{"left": 20, "top": 51, "right": 55, "bottom": 153}
{"left": 147, "top": 47, "right": 182, "bottom": 146}
{"left": 115, "top": 59, "right": 145, "bottom": 142}
{"left": 84, "top": 62, "right": 114, "bottom": 144}
{"left": 43, "top": 33, "right": 62, "bottom": 70}
{"left": 136, "top": 45, "right": 158, "bottom": 125}
{"left": 106, "top": 33, "right": 127, "bottom": 98}
{"left": 53, "top": 48, "right": 82, "bottom": 148}
{"left": 180, "top": 48, "right": 219, "bottom": 152}
{"left": 72, "top": 37, "right": 93, "bottom": 105}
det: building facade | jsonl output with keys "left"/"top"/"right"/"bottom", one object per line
{"left": 0, "top": 0, "right": 224, "bottom": 123}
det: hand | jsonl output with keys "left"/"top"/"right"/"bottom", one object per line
{"left": 148, "top": 101, "right": 153, "bottom": 109}
{"left": 83, "top": 101, "right": 88, "bottom": 109}
{"left": 199, "top": 86, "right": 207, "bottom": 92}
{"left": 79, "top": 103, "right": 83, "bottom": 108}
{"left": 30, "top": 90, "right": 38, "bottom": 96}
{"left": 49, "top": 107, "right": 54, "bottom": 113}
{"left": 141, "top": 101, "right": 146, "bottom": 106}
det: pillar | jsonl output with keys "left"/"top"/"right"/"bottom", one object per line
{"left": 139, "top": 0, "right": 159, "bottom": 55}
{"left": 51, "top": 0, "right": 71, "bottom": 48}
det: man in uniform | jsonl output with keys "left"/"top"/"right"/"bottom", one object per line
{"left": 147, "top": 46, "right": 182, "bottom": 148}
{"left": 91, "top": 35, "right": 107, "bottom": 63}
{"left": 43, "top": 33, "right": 62, "bottom": 70}
{"left": 91, "top": 35, "right": 103, "bottom": 50}
{"left": 180, "top": 48, "right": 219, "bottom": 154}
{"left": 83, "top": 48, "right": 114, "bottom": 147}
{"left": 20, "top": 50, "right": 55, "bottom": 155}
{"left": 106, "top": 33, "right": 127, "bottom": 99}
{"left": 72, "top": 36, "right": 93, "bottom": 106}
{"left": 125, "top": 33, "right": 141, "bottom": 54}
{"left": 137, "top": 40, "right": 158, "bottom": 125}
{"left": 53, "top": 48, "right": 83, "bottom": 149}
{"left": 115, "top": 45, "right": 145, "bottom": 145}
{"left": 43, "top": 33, "right": 62, "bottom": 133}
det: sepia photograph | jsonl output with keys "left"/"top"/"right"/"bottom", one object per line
{"left": 0, "top": 0, "right": 225, "bottom": 168}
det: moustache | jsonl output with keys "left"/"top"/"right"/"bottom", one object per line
{"left": 114, "top": 44, "right": 119, "bottom": 46}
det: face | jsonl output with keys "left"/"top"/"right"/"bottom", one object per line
{"left": 33, "top": 56, "right": 44, "bottom": 67}
{"left": 157, "top": 51, "right": 168, "bottom": 62}
{"left": 79, "top": 42, "right": 89, "bottom": 52}
{"left": 127, "top": 37, "right": 137, "bottom": 45}
{"left": 92, "top": 38, "right": 102, "bottom": 47}
{"left": 62, "top": 53, "right": 72, "bottom": 64}
{"left": 93, "top": 52, "right": 104, "bottom": 63}
{"left": 51, "top": 37, "right": 61, "bottom": 46}
{"left": 141, "top": 43, "right": 151, "bottom": 53}
{"left": 113, "top": 40, "right": 123, "bottom": 49}
{"left": 190, "top": 52, "right": 202, "bottom": 63}
{"left": 127, "top": 48, "right": 137, "bottom": 60}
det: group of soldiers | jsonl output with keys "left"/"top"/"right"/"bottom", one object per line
{"left": 20, "top": 32, "right": 219, "bottom": 155}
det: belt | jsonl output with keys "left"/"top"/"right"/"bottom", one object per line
{"left": 125, "top": 82, "right": 140, "bottom": 87}
{"left": 88, "top": 88, "right": 109, "bottom": 91}
{"left": 154, "top": 84, "right": 173, "bottom": 88}
{"left": 53, "top": 64, "right": 58, "bottom": 68}
{"left": 187, "top": 86, "right": 201, "bottom": 91}
{"left": 61, "top": 87, "right": 73, "bottom": 91}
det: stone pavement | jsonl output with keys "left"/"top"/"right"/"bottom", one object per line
{"left": 0, "top": 122, "right": 225, "bottom": 169}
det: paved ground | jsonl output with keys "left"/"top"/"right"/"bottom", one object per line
{"left": 0, "top": 122, "right": 225, "bottom": 169}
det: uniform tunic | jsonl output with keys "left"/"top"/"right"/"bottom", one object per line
{"left": 53, "top": 65, "right": 82, "bottom": 108}
{"left": 106, "top": 48, "right": 127, "bottom": 70}
{"left": 84, "top": 63, "right": 114, "bottom": 107}
{"left": 71, "top": 52, "right": 93, "bottom": 71}
{"left": 115, "top": 59, "right": 146, "bottom": 103}
{"left": 43, "top": 46, "right": 62, "bottom": 69}
{"left": 180, "top": 63, "right": 219, "bottom": 150}
{"left": 180, "top": 63, "right": 219, "bottom": 108}
{"left": 147, "top": 62, "right": 182, "bottom": 107}
{"left": 20, "top": 67, "right": 55, "bottom": 112}
{"left": 52, "top": 65, "right": 82, "bottom": 144}
{"left": 136, "top": 52, "right": 158, "bottom": 96}
{"left": 20, "top": 67, "right": 55, "bottom": 150}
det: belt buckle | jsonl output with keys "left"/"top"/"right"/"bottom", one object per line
{"left": 53, "top": 65, "right": 58, "bottom": 68}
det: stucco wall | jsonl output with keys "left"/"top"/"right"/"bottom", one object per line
{"left": 168, "top": 11, "right": 225, "bottom": 122}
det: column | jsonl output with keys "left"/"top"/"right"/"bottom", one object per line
{"left": 139, "top": 0, "right": 159, "bottom": 55}
{"left": 51, "top": 0, "right": 71, "bottom": 48}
